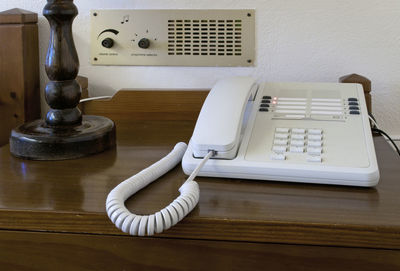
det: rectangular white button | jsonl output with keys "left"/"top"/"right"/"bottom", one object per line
{"left": 311, "top": 102, "right": 342, "bottom": 106}
{"left": 291, "top": 134, "right": 305, "bottom": 140}
{"left": 278, "top": 97, "right": 307, "bottom": 101}
{"left": 290, "top": 140, "right": 304, "bottom": 147}
{"left": 272, "top": 146, "right": 287, "bottom": 153}
{"left": 311, "top": 106, "right": 343, "bottom": 111}
{"left": 312, "top": 98, "right": 341, "bottom": 102}
{"left": 275, "top": 133, "right": 289, "bottom": 139}
{"left": 311, "top": 111, "right": 343, "bottom": 115}
{"left": 308, "top": 134, "right": 323, "bottom": 140}
{"left": 308, "top": 141, "right": 322, "bottom": 147}
{"left": 308, "top": 129, "right": 322, "bottom": 135}
{"left": 276, "top": 105, "right": 307, "bottom": 110}
{"left": 275, "top": 109, "right": 306, "bottom": 114}
{"left": 276, "top": 101, "right": 307, "bottom": 105}
{"left": 307, "top": 156, "right": 322, "bottom": 162}
{"left": 292, "top": 128, "right": 306, "bottom": 134}
{"left": 271, "top": 153, "right": 286, "bottom": 160}
{"left": 273, "top": 139, "right": 288, "bottom": 145}
{"left": 276, "top": 128, "right": 290, "bottom": 133}
{"left": 290, "top": 146, "right": 304, "bottom": 153}
{"left": 307, "top": 147, "right": 322, "bottom": 155}
{"left": 284, "top": 114, "right": 305, "bottom": 119}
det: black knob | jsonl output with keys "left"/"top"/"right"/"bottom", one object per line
{"left": 101, "top": 38, "right": 114, "bottom": 48}
{"left": 138, "top": 38, "right": 150, "bottom": 49}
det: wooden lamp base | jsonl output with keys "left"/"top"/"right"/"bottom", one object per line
{"left": 9, "top": 0, "right": 116, "bottom": 160}
{"left": 10, "top": 116, "right": 115, "bottom": 160}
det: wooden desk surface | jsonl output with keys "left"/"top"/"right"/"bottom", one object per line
{"left": 0, "top": 90, "right": 400, "bottom": 270}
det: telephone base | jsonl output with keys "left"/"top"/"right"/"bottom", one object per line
{"left": 182, "top": 80, "right": 379, "bottom": 187}
{"left": 182, "top": 143, "right": 379, "bottom": 187}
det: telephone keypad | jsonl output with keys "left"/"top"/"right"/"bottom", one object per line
{"left": 271, "top": 128, "right": 324, "bottom": 163}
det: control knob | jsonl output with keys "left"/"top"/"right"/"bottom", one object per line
{"left": 101, "top": 38, "right": 114, "bottom": 48}
{"left": 138, "top": 38, "right": 150, "bottom": 49}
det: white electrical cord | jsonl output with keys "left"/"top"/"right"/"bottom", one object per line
{"left": 368, "top": 115, "right": 379, "bottom": 129}
{"left": 106, "top": 142, "right": 214, "bottom": 236}
{"left": 79, "top": 96, "right": 113, "bottom": 103}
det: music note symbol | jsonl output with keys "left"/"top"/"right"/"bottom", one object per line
{"left": 121, "top": 15, "right": 129, "bottom": 24}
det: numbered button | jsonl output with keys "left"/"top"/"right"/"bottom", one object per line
{"left": 308, "top": 134, "right": 323, "bottom": 141}
{"left": 272, "top": 146, "right": 287, "bottom": 153}
{"left": 271, "top": 153, "right": 286, "bottom": 160}
{"left": 307, "top": 156, "right": 322, "bottom": 163}
{"left": 308, "top": 129, "right": 322, "bottom": 135}
{"left": 276, "top": 128, "right": 290, "bottom": 133}
{"left": 307, "top": 141, "right": 322, "bottom": 147}
{"left": 275, "top": 133, "right": 289, "bottom": 139}
{"left": 292, "top": 128, "right": 306, "bottom": 134}
{"left": 292, "top": 134, "right": 305, "bottom": 140}
{"left": 273, "top": 139, "right": 288, "bottom": 145}
{"left": 290, "top": 146, "right": 304, "bottom": 153}
{"left": 290, "top": 140, "right": 305, "bottom": 147}
{"left": 307, "top": 147, "right": 322, "bottom": 155}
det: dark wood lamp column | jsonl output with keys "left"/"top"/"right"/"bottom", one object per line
{"left": 10, "top": 0, "right": 116, "bottom": 160}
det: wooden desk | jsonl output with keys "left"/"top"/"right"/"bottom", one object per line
{"left": 0, "top": 91, "right": 399, "bottom": 270}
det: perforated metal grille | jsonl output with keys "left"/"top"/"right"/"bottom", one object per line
{"left": 167, "top": 19, "right": 243, "bottom": 56}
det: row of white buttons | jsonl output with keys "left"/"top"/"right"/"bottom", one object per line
{"left": 274, "top": 134, "right": 322, "bottom": 141}
{"left": 274, "top": 139, "right": 322, "bottom": 147}
{"left": 275, "top": 133, "right": 323, "bottom": 141}
{"left": 276, "top": 128, "right": 323, "bottom": 135}
{"left": 272, "top": 146, "right": 322, "bottom": 155}
{"left": 271, "top": 153, "right": 322, "bottom": 162}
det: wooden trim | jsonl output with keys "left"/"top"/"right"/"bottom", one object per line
{"left": 0, "top": 10, "right": 40, "bottom": 146}
{"left": 82, "top": 89, "right": 209, "bottom": 121}
{"left": 0, "top": 207, "right": 399, "bottom": 250}
{"left": 1, "top": 230, "right": 399, "bottom": 270}
{"left": 0, "top": 8, "right": 38, "bottom": 24}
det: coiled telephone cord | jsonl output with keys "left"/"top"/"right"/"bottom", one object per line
{"left": 106, "top": 142, "right": 214, "bottom": 236}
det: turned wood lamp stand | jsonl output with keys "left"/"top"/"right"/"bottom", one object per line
{"left": 10, "top": 0, "right": 115, "bottom": 160}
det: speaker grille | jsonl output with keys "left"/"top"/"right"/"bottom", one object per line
{"left": 167, "top": 19, "right": 243, "bottom": 56}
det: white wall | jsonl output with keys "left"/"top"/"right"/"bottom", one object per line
{"left": 2, "top": 0, "right": 400, "bottom": 137}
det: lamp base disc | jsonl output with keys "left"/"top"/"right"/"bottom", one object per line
{"left": 10, "top": 115, "right": 116, "bottom": 160}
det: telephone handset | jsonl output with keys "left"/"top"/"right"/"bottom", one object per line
{"left": 106, "top": 77, "right": 379, "bottom": 236}
{"left": 105, "top": 77, "right": 254, "bottom": 237}
{"left": 191, "top": 77, "right": 258, "bottom": 159}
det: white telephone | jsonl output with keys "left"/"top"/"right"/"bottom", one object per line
{"left": 183, "top": 76, "right": 379, "bottom": 186}
{"left": 106, "top": 77, "right": 379, "bottom": 237}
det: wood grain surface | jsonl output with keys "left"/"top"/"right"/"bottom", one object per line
{"left": 82, "top": 89, "right": 209, "bottom": 121}
{"left": 0, "top": 8, "right": 38, "bottom": 24}
{"left": 0, "top": 120, "right": 399, "bottom": 249}
{"left": 0, "top": 230, "right": 399, "bottom": 271}
{"left": 0, "top": 10, "right": 40, "bottom": 146}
